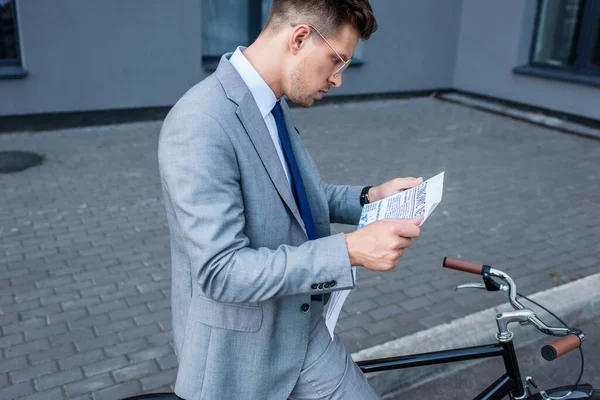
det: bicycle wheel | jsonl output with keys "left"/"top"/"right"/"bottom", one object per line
{"left": 525, "top": 385, "right": 600, "bottom": 399}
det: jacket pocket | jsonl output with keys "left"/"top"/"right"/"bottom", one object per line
{"left": 192, "top": 294, "right": 263, "bottom": 332}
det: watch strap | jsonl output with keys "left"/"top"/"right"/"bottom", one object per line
{"left": 360, "top": 186, "right": 373, "bottom": 207}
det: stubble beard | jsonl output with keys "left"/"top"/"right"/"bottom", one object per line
{"left": 289, "top": 61, "right": 315, "bottom": 108}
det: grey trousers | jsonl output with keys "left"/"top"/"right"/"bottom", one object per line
{"left": 288, "top": 316, "right": 381, "bottom": 400}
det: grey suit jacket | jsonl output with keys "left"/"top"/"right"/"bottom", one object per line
{"left": 158, "top": 54, "right": 364, "bottom": 400}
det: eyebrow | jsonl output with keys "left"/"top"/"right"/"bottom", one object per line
{"left": 332, "top": 51, "right": 350, "bottom": 61}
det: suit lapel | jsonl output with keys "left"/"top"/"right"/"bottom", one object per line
{"left": 215, "top": 55, "right": 305, "bottom": 233}
{"left": 236, "top": 96, "right": 305, "bottom": 232}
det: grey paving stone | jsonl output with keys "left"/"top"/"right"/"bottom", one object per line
{"left": 68, "top": 313, "right": 111, "bottom": 332}
{"left": 9, "top": 360, "right": 58, "bottom": 384}
{"left": 108, "top": 304, "right": 149, "bottom": 322}
{"left": 0, "top": 380, "right": 35, "bottom": 399}
{"left": 112, "top": 360, "right": 159, "bottom": 382}
{"left": 92, "top": 380, "right": 141, "bottom": 400}
{"left": 134, "top": 309, "right": 170, "bottom": 327}
{"left": 82, "top": 356, "right": 128, "bottom": 378}
{"left": 29, "top": 344, "right": 76, "bottom": 365}
{"left": 139, "top": 368, "right": 177, "bottom": 392}
{"left": 364, "top": 318, "right": 403, "bottom": 336}
{"left": 147, "top": 299, "right": 170, "bottom": 312}
{"left": 0, "top": 332, "right": 24, "bottom": 348}
{"left": 61, "top": 296, "right": 101, "bottom": 311}
{"left": 93, "top": 318, "right": 135, "bottom": 337}
{"left": 0, "top": 312, "right": 19, "bottom": 326}
{"left": 337, "top": 312, "right": 374, "bottom": 331}
{"left": 24, "top": 321, "right": 68, "bottom": 341}
{"left": 367, "top": 304, "right": 403, "bottom": 321}
{"left": 373, "top": 291, "right": 409, "bottom": 307}
{"left": 1, "top": 299, "right": 39, "bottom": 314}
{"left": 3, "top": 338, "right": 52, "bottom": 359}
{"left": 64, "top": 373, "right": 113, "bottom": 398}
{"left": 87, "top": 300, "right": 128, "bottom": 316}
{"left": 399, "top": 296, "right": 434, "bottom": 311}
{"left": 156, "top": 353, "right": 178, "bottom": 371}
{"left": 104, "top": 339, "right": 148, "bottom": 358}
{"left": 50, "top": 328, "right": 94, "bottom": 348}
{"left": 34, "top": 367, "right": 83, "bottom": 391}
{"left": 0, "top": 354, "right": 28, "bottom": 373}
{"left": 127, "top": 345, "right": 173, "bottom": 364}
{"left": 40, "top": 292, "right": 81, "bottom": 307}
{"left": 146, "top": 331, "right": 172, "bottom": 346}
{"left": 118, "top": 323, "right": 161, "bottom": 342}
{"left": 19, "top": 387, "right": 63, "bottom": 400}
{"left": 125, "top": 291, "right": 165, "bottom": 307}
{"left": 59, "top": 349, "right": 104, "bottom": 371}
{"left": 46, "top": 308, "right": 88, "bottom": 324}
{"left": 403, "top": 283, "right": 436, "bottom": 298}
{"left": 74, "top": 333, "right": 119, "bottom": 353}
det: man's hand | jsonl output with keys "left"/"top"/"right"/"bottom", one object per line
{"left": 345, "top": 217, "right": 421, "bottom": 271}
{"left": 368, "top": 177, "right": 423, "bottom": 203}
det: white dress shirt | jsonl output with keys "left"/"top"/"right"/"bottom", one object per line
{"left": 230, "top": 47, "right": 291, "bottom": 185}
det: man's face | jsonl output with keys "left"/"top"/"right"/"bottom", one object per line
{"left": 286, "top": 24, "right": 359, "bottom": 108}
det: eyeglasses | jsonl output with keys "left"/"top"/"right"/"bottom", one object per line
{"left": 291, "top": 23, "right": 351, "bottom": 77}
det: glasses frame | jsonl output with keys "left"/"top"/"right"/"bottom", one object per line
{"left": 291, "top": 23, "right": 352, "bottom": 77}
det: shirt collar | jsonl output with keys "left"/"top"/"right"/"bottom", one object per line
{"left": 230, "top": 46, "right": 277, "bottom": 119}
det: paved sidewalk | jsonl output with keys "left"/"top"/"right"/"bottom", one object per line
{"left": 1, "top": 98, "right": 599, "bottom": 399}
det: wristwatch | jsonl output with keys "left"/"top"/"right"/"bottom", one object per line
{"left": 360, "top": 186, "right": 373, "bottom": 207}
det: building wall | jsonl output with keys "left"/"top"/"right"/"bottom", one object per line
{"left": 453, "top": 0, "right": 600, "bottom": 121}
{"left": 1, "top": 0, "right": 597, "bottom": 120}
{"left": 0, "top": 0, "right": 203, "bottom": 116}
{"left": 296, "top": 0, "right": 463, "bottom": 96}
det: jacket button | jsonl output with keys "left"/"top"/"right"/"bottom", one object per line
{"left": 330, "top": 280, "right": 337, "bottom": 288}
{"left": 311, "top": 284, "right": 318, "bottom": 290}
{"left": 324, "top": 282, "right": 330, "bottom": 289}
{"left": 301, "top": 303, "right": 310, "bottom": 313}
{"left": 318, "top": 283, "right": 324, "bottom": 290}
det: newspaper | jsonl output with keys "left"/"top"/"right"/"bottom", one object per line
{"left": 325, "top": 172, "right": 445, "bottom": 338}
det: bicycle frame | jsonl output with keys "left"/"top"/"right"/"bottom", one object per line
{"left": 357, "top": 338, "right": 526, "bottom": 400}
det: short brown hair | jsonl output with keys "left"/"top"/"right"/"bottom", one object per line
{"left": 265, "top": 0, "right": 378, "bottom": 40}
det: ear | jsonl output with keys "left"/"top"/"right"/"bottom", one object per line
{"left": 288, "top": 24, "right": 311, "bottom": 55}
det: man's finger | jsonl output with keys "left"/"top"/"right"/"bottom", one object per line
{"left": 393, "top": 176, "right": 423, "bottom": 190}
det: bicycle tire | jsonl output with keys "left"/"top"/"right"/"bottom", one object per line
{"left": 525, "top": 385, "right": 600, "bottom": 399}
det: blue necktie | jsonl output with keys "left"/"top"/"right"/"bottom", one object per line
{"left": 272, "top": 101, "right": 318, "bottom": 241}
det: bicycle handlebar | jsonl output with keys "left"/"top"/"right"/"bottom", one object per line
{"left": 443, "top": 257, "right": 485, "bottom": 275}
{"left": 541, "top": 334, "right": 582, "bottom": 361}
{"left": 443, "top": 256, "right": 577, "bottom": 338}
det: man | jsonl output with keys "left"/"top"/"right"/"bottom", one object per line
{"left": 158, "top": 1, "right": 422, "bottom": 398}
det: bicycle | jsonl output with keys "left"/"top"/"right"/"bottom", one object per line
{"left": 355, "top": 257, "right": 599, "bottom": 399}
{"left": 121, "top": 257, "right": 599, "bottom": 400}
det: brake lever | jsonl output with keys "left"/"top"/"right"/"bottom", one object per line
{"left": 455, "top": 277, "right": 509, "bottom": 292}
{"left": 455, "top": 283, "right": 487, "bottom": 291}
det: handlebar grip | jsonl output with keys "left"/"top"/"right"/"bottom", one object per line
{"left": 443, "top": 257, "right": 484, "bottom": 275}
{"left": 541, "top": 334, "right": 582, "bottom": 361}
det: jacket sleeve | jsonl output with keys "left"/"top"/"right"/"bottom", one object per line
{"left": 158, "top": 109, "right": 355, "bottom": 303}
{"left": 321, "top": 182, "right": 364, "bottom": 225}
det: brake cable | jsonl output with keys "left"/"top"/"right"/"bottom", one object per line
{"left": 517, "top": 292, "right": 585, "bottom": 399}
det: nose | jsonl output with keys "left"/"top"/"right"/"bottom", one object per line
{"left": 329, "top": 73, "right": 342, "bottom": 88}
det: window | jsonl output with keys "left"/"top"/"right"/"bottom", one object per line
{"left": 0, "top": 0, "right": 24, "bottom": 77}
{"left": 203, "top": 0, "right": 272, "bottom": 68}
{"left": 529, "top": 0, "right": 600, "bottom": 78}
{"left": 202, "top": 0, "right": 364, "bottom": 69}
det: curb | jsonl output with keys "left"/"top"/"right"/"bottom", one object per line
{"left": 437, "top": 93, "right": 600, "bottom": 141}
{"left": 351, "top": 272, "right": 600, "bottom": 397}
